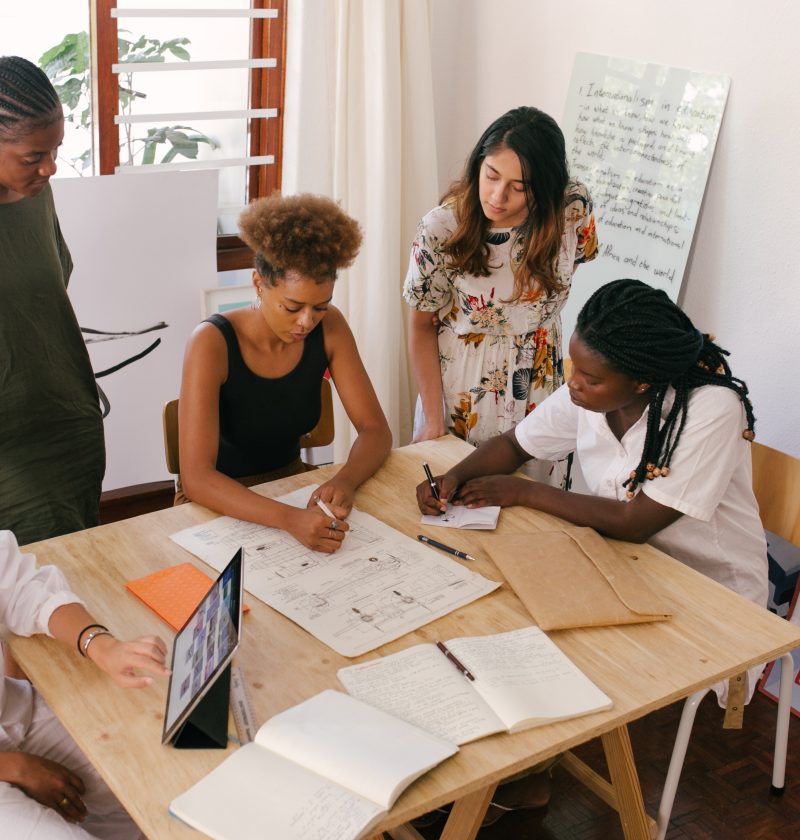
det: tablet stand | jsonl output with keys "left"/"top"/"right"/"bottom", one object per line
{"left": 171, "top": 664, "right": 231, "bottom": 749}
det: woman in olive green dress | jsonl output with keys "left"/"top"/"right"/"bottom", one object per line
{"left": 0, "top": 56, "right": 104, "bottom": 545}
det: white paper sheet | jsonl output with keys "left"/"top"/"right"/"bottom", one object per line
{"left": 170, "top": 487, "right": 501, "bottom": 656}
{"left": 420, "top": 503, "right": 500, "bottom": 530}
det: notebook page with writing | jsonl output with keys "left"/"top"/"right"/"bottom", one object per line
{"left": 338, "top": 644, "right": 506, "bottom": 745}
{"left": 446, "top": 626, "right": 612, "bottom": 732}
{"left": 169, "top": 746, "right": 383, "bottom": 840}
{"left": 169, "top": 691, "right": 457, "bottom": 840}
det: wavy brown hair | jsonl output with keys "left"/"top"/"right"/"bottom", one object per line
{"left": 239, "top": 193, "right": 363, "bottom": 285}
{"left": 443, "top": 106, "right": 568, "bottom": 301}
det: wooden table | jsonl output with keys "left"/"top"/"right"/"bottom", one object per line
{"left": 11, "top": 437, "right": 800, "bottom": 840}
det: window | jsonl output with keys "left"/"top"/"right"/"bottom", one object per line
{"left": 10, "top": 0, "right": 287, "bottom": 271}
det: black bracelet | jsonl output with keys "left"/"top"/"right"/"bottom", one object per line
{"left": 76, "top": 624, "right": 108, "bottom": 657}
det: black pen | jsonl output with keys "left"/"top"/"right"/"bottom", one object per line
{"left": 422, "top": 462, "right": 441, "bottom": 502}
{"left": 436, "top": 640, "right": 475, "bottom": 681}
{"left": 417, "top": 534, "right": 476, "bottom": 562}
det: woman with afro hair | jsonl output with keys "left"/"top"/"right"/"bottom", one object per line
{"left": 179, "top": 194, "right": 391, "bottom": 553}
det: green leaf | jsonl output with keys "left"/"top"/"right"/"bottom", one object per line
{"left": 141, "top": 141, "right": 158, "bottom": 166}
{"left": 75, "top": 149, "right": 92, "bottom": 171}
{"left": 73, "top": 31, "right": 90, "bottom": 75}
{"left": 160, "top": 146, "right": 181, "bottom": 163}
{"left": 168, "top": 45, "right": 191, "bottom": 61}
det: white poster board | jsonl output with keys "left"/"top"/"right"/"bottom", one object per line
{"left": 560, "top": 52, "right": 729, "bottom": 342}
{"left": 52, "top": 170, "right": 218, "bottom": 491}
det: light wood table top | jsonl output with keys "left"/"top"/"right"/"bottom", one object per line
{"left": 11, "top": 437, "right": 800, "bottom": 839}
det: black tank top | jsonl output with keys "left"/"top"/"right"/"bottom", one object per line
{"left": 206, "top": 313, "right": 329, "bottom": 478}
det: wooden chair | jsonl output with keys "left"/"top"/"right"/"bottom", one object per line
{"left": 162, "top": 378, "right": 336, "bottom": 478}
{"left": 655, "top": 441, "right": 800, "bottom": 839}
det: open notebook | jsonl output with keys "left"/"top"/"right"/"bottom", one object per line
{"left": 169, "top": 690, "right": 457, "bottom": 840}
{"left": 338, "top": 626, "right": 612, "bottom": 745}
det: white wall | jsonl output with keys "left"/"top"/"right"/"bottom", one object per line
{"left": 429, "top": 0, "right": 800, "bottom": 457}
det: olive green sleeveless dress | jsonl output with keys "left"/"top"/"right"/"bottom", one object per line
{"left": 0, "top": 183, "right": 105, "bottom": 545}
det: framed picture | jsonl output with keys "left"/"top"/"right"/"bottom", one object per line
{"left": 202, "top": 284, "right": 253, "bottom": 318}
{"left": 758, "top": 574, "right": 800, "bottom": 717}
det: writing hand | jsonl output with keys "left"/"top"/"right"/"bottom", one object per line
{"left": 288, "top": 507, "right": 350, "bottom": 553}
{"left": 456, "top": 475, "right": 531, "bottom": 509}
{"left": 415, "top": 472, "right": 458, "bottom": 515}
{"left": 308, "top": 479, "right": 354, "bottom": 519}
{"left": 86, "top": 634, "right": 170, "bottom": 688}
{"left": 2, "top": 752, "right": 87, "bottom": 823}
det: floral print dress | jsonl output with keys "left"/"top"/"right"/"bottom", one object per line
{"left": 403, "top": 179, "right": 598, "bottom": 447}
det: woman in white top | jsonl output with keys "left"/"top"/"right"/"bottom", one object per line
{"left": 0, "top": 530, "right": 169, "bottom": 838}
{"left": 417, "top": 278, "right": 767, "bottom": 612}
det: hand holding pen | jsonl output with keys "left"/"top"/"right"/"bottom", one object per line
{"left": 417, "top": 463, "right": 457, "bottom": 516}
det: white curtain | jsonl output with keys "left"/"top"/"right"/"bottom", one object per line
{"left": 282, "top": 0, "right": 439, "bottom": 459}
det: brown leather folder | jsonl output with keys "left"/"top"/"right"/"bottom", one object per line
{"left": 482, "top": 527, "right": 671, "bottom": 630}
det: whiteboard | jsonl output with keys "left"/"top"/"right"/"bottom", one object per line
{"left": 52, "top": 170, "right": 219, "bottom": 491}
{"left": 560, "top": 52, "right": 729, "bottom": 343}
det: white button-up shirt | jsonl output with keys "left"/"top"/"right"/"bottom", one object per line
{"left": 1, "top": 531, "right": 82, "bottom": 747}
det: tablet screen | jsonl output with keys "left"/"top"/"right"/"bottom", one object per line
{"left": 162, "top": 549, "right": 243, "bottom": 744}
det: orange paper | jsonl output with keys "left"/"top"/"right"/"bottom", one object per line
{"left": 126, "top": 563, "right": 248, "bottom": 630}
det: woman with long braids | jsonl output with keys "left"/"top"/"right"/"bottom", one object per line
{"left": 415, "top": 278, "right": 768, "bottom": 825}
{"left": 0, "top": 56, "right": 105, "bottom": 544}
{"left": 403, "top": 106, "right": 598, "bottom": 461}
{"left": 417, "top": 278, "right": 767, "bottom": 612}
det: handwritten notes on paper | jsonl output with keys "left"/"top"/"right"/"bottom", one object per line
{"left": 169, "top": 486, "right": 500, "bottom": 657}
{"left": 561, "top": 53, "right": 729, "bottom": 325}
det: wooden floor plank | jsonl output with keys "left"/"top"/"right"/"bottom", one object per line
{"left": 404, "top": 691, "right": 799, "bottom": 840}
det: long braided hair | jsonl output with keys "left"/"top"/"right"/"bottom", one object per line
{"left": 576, "top": 279, "right": 756, "bottom": 497}
{"left": 0, "top": 55, "right": 61, "bottom": 139}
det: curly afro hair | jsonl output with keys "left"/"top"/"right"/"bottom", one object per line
{"left": 238, "top": 193, "right": 363, "bottom": 284}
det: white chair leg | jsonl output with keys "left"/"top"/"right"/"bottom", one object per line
{"left": 655, "top": 688, "right": 711, "bottom": 840}
{"left": 771, "top": 651, "right": 794, "bottom": 794}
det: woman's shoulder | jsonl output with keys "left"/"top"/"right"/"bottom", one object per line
{"left": 320, "top": 305, "right": 351, "bottom": 341}
{"left": 187, "top": 315, "right": 232, "bottom": 354}
{"left": 418, "top": 202, "right": 457, "bottom": 237}
{"left": 686, "top": 383, "right": 744, "bottom": 416}
{"left": 564, "top": 178, "right": 593, "bottom": 222}
{"left": 564, "top": 178, "right": 593, "bottom": 205}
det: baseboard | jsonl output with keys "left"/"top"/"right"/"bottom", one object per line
{"left": 99, "top": 480, "right": 175, "bottom": 524}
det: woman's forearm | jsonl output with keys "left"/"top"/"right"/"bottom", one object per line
{"left": 181, "top": 467, "right": 299, "bottom": 532}
{"left": 407, "top": 310, "right": 446, "bottom": 437}
{"left": 517, "top": 481, "right": 681, "bottom": 543}
{"left": 449, "top": 430, "right": 529, "bottom": 486}
{"left": 332, "top": 423, "right": 393, "bottom": 492}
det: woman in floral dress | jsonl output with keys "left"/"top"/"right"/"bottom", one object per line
{"left": 404, "top": 106, "right": 598, "bottom": 457}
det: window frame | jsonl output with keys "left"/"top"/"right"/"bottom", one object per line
{"left": 93, "top": 0, "right": 287, "bottom": 271}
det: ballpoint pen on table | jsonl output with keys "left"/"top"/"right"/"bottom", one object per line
{"left": 435, "top": 640, "right": 475, "bottom": 681}
{"left": 417, "top": 534, "right": 476, "bottom": 562}
{"left": 422, "top": 462, "right": 441, "bottom": 502}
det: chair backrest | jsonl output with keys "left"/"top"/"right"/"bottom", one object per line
{"left": 161, "top": 378, "right": 335, "bottom": 475}
{"left": 751, "top": 441, "right": 800, "bottom": 546}
{"left": 302, "top": 377, "right": 335, "bottom": 448}
{"left": 163, "top": 399, "right": 180, "bottom": 475}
